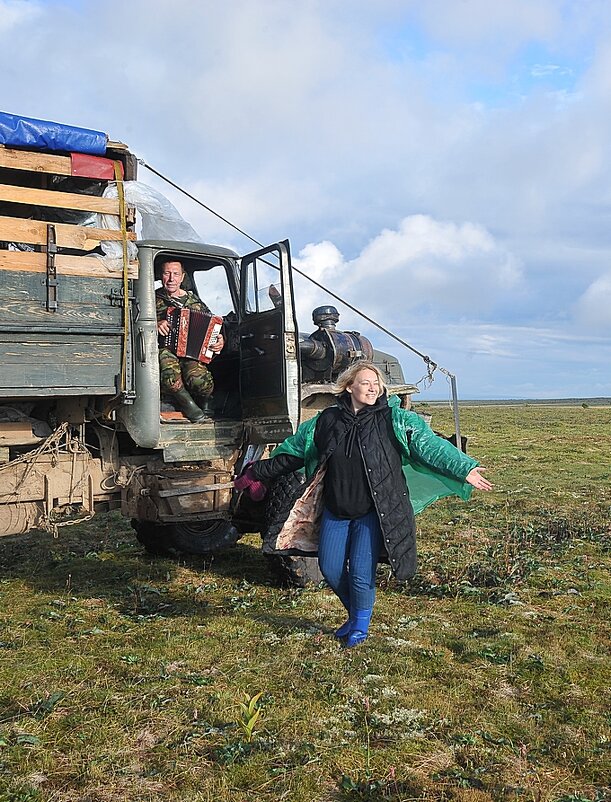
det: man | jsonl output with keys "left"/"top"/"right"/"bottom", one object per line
{"left": 156, "top": 259, "right": 224, "bottom": 422}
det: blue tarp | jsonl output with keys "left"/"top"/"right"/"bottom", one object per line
{"left": 0, "top": 112, "right": 108, "bottom": 155}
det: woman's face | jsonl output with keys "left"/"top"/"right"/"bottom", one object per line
{"left": 348, "top": 368, "right": 380, "bottom": 411}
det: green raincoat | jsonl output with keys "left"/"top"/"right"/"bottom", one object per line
{"left": 270, "top": 394, "right": 478, "bottom": 515}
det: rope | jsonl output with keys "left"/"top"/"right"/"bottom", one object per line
{"left": 139, "top": 160, "right": 259, "bottom": 246}
{"left": 100, "top": 463, "right": 145, "bottom": 492}
{"left": 0, "top": 422, "right": 72, "bottom": 485}
{"left": 114, "top": 160, "right": 130, "bottom": 392}
{"left": 0, "top": 422, "right": 94, "bottom": 535}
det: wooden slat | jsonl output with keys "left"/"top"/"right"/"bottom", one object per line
{"left": 0, "top": 183, "right": 120, "bottom": 214}
{"left": 0, "top": 422, "right": 42, "bottom": 446}
{"left": 0, "top": 298, "right": 121, "bottom": 328}
{"left": 0, "top": 271, "right": 124, "bottom": 327}
{"left": 107, "top": 141, "right": 129, "bottom": 151}
{"left": 0, "top": 215, "right": 136, "bottom": 249}
{"left": 0, "top": 145, "right": 72, "bottom": 175}
{"left": 0, "top": 335, "right": 120, "bottom": 396}
{"left": 0, "top": 251, "right": 138, "bottom": 279}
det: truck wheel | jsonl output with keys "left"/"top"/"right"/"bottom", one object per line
{"left": 132, "top": 520, "right": 176, "bottom": 557}
{"left": 264, "top": 554, "right": 325, "bottom": 587}
{"left": 132, "top": 519, "right": 240, "bottom": 556}
{"left": 169, "top": 519, "right": 241, "bottom": 554}
{"left": 264, "top": 472, "right": 325, "bottom": 588}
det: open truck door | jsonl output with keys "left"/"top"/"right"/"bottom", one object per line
{"left": 239, "top": 240, "right": 300, "bottom": 444}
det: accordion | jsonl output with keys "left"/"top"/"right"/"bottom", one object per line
{"left": 161, "top": 307, "right": 224, "bottom": 364}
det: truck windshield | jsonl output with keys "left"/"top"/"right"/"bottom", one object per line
{"left": 193, "top": 263, "right": 234, "bottom": 317}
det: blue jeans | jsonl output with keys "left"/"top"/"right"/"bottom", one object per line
{"left": 317, "top": 507, "right": 383, "bottom": 612}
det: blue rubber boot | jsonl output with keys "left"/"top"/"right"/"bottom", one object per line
{"left": 334, "top": 615, "right": 353, "bottom": 639}
{"left": 344, "top": 609, "right": 373, "bottom": 648}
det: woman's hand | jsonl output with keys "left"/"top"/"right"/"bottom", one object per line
{"left": 234, "top": 464, "right": 267, "bottom": 501}
{"left": 465, "top": 467, "right": 493, "bottom": 491}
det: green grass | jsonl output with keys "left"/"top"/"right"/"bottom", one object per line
{"left": 0, "top": 405, "right": 609, "bottom": 802}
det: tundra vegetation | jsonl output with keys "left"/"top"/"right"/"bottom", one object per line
{"left": 0, "top": 404, "right": 609, "bottom": 802}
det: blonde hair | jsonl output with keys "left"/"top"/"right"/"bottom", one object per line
{"left": 332, "top": 360, "right": 387, "bottom": 398}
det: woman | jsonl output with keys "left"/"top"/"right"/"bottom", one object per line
{"left": 235, "top": 361, "right": 492, "bottom": 647}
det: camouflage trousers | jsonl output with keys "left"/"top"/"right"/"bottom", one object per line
{"left": 158, "top": 348, "right": 214, "bottom": 402}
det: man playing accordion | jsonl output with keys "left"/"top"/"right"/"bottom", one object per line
{"left": 156, "top": 259, "right": 224, "bottom": 422}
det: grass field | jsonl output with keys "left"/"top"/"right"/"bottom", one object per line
{"left": 0, "top": 405, "right": 609, "bottom": 802}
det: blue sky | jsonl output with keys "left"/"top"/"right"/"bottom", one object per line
{"left": 1, "top": 0, "right": 610, "bottom": 399}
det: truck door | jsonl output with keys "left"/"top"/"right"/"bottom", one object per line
{"left": 239, "top": 240, "right": 300, "bottom": 443}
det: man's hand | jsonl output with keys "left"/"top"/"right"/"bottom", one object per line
{"left": 157, "top": 320, "right": 223, "bottom": 353}
{"left": 210, "top": 333, "right": 224, "bottom": 354}
{"left": 465, "top": 467, "right": 493, "bottom": 491}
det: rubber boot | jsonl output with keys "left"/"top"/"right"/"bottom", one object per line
{"left": 344, "top": 609, "right": 373, "bottom": 648}
{"left": 334, "top": 616, "right": 353, "bottom": 640}
{"left": 334, "top": 604, "right": 353, "bottom": 639}
{"left": 195, "top": 394, "right": 215, "bottom": 418}
{"left": 172, "top": 387, "right": 207, "bottom": 423}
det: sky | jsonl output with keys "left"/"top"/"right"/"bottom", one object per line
{"left": 1, "top": 0, "right": 610, "bottom": 399}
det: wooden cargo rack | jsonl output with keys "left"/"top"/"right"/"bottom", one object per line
{"left": 0, "top": 138, "right": 139, "bottom": 399}
{"left": 0, "top": 143, "right": 137, "bottom": 280}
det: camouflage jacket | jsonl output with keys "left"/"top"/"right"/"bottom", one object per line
{"left": 155, "top": 289, "right": 211, "bottom": 321}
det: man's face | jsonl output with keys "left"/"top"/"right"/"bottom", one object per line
{"left": 161, "top": 262, "right": 185, "bottom": 297}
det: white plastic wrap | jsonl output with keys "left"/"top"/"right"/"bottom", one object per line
{"left": 97, "top": 181, "right": 202, "bottom": 260}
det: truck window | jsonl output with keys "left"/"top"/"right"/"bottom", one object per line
{"left": 243, "top": 256, "right": 283, "bottom": 314}
{"left": 193, "top": 263, "right": 234, "bottom": 316}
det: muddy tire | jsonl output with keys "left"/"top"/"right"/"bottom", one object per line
{"left": 132, "top": 520, "right": 176, "bottom": 556}
{"left": 132, "top": 519, "right": 240, "bottom": 556}
{"left": 264, "top": 553, "right": 325, "bottom": 587}
{"left": 170, "top": 519, "right": 241, "bottom": 554}
{"left": 263, "top": 472, "right": 325, "bottom": 587}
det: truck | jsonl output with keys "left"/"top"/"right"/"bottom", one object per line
{"left": 0, "top": 113, "right": 418, "bottom": 583}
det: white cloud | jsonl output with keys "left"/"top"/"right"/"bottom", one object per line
{"left": 0, "top": 0, "right": 42, "bottom": 33}
{"left": 464, "top": 333, "right": 516, "bottom": 359}
{"left": 292, "top": 240, "right": 352, "bottom": 332}
{"left": 414, "top": 0, "right": 560, "bottom": 43}
{"left": 574, "top": 272, "right": 611, "bottom": 330}
{"left": 530, "top": 63, "right": 573, "bottom": 78}
{"left": 290, "top": 215, "right": 525, "bottom": 346}
{"left": 348, "top": 215, "right": 524, "bottom": 319}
